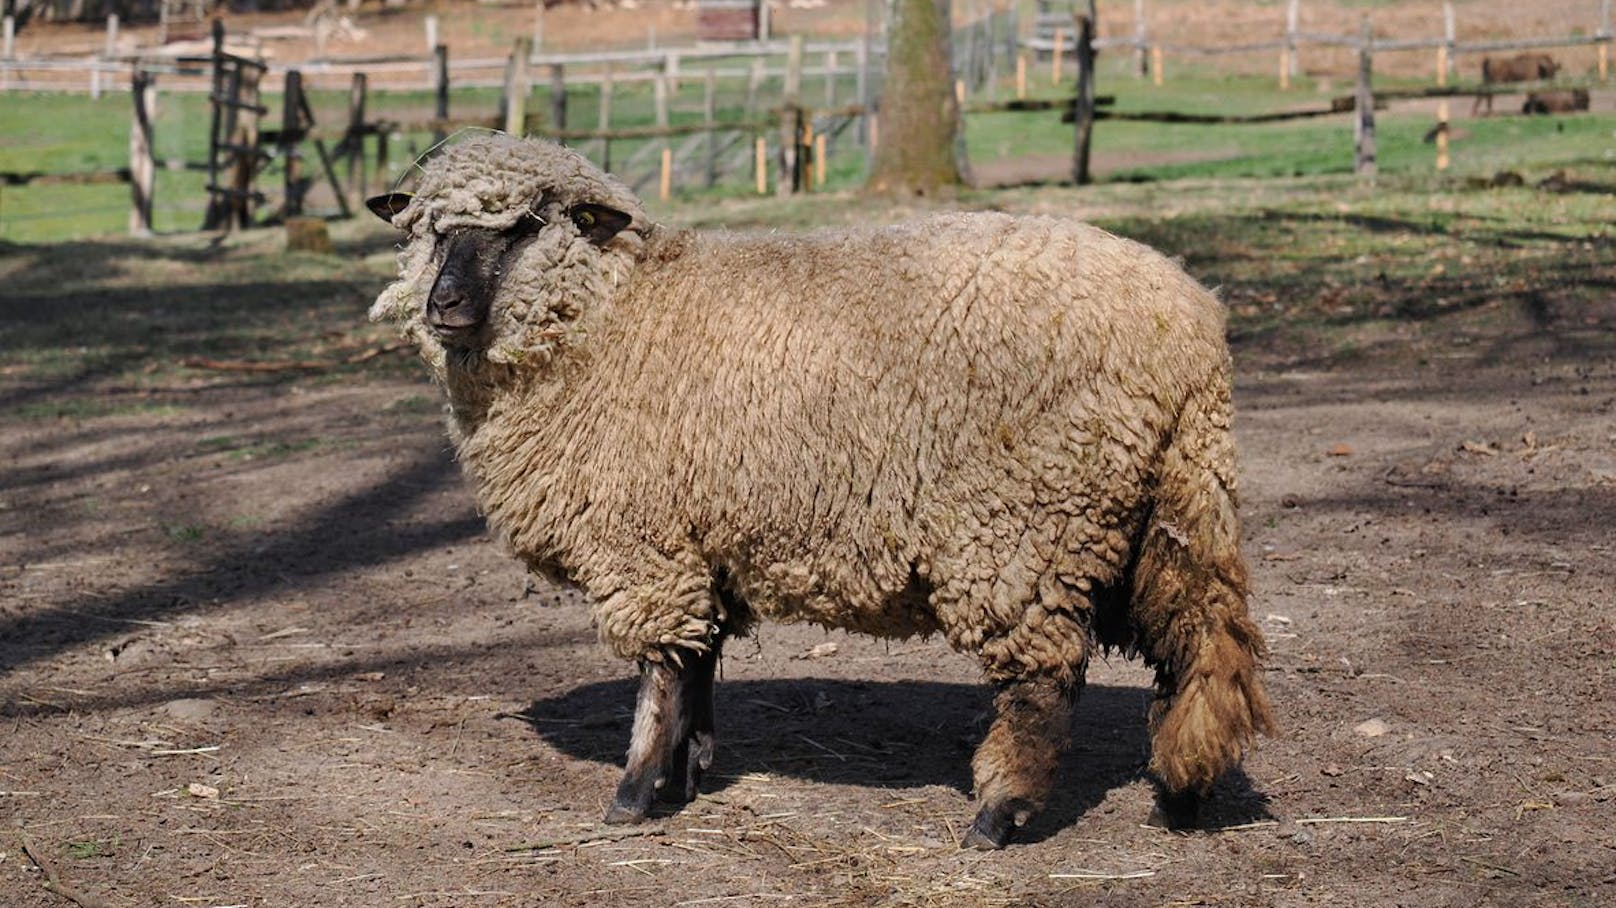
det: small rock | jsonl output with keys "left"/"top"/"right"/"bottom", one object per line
{"left": 164, "top": 698, "right": 218, "bottom": 721}
{"left": 1354, "top": 718, "right": 1390, "bottom": 738}
{"left": 804, "top": 642, "right": 839, "bottom": 659}
{"left": 1327, "top": 443, "right": 1354, "bottom": 457}
{"left": 186, "top": 782, "right": 220, "bottom": 799}
{"left": 1321, "top": 763, "right": 1344, "bottom": 777}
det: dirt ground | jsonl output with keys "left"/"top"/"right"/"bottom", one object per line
{"left": 3, "top": 177, "right": 1614, "bottom": 908}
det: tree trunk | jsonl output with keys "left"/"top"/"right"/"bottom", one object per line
{"left": 867, "top": 0, "right": 965, "bottom": 195}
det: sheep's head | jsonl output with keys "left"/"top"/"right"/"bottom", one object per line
{"left": 367, "top": 134, "right": 647, "bottom": 370}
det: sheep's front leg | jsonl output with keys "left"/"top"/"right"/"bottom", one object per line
{"left": 604, "top": 644, "right": 720, "bottom": 824}
{"left": 962, "top": 677, "right": 1079, "bottom": 849}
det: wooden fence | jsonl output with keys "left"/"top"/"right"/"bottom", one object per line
{"left": 3, "top": 2, "right": 1614, "bottom": 237}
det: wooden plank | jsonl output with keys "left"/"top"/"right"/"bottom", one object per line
{"left": 1354, "top": 17, "right": 1376, "bottom": 178}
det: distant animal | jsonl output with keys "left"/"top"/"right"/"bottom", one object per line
{"left": 365, "top": 135, "right": 1274, "bottom": 849}
{"left": 1522, "top": 89, "right": 1589, "bottom": 115}
{"left": 1473, "top": 53, "right": 1561, "bottom": 115}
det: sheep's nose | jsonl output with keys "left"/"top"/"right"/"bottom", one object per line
{"left": 427, "top": 274, "right": 479, "bottom": 329}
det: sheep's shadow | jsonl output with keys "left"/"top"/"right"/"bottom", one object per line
{"left": 518, "top": 677, "right": 1270, "bottom": 842}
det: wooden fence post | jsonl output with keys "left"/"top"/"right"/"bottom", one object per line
{"left": 1152, "top": 44, "right": 1163, "bottom": 86}
{"left": 1354, "top": 16, "right": 1376, "bottom": 178}
{"left": 282, "top": 69, "right": 304, "bottom": 217}
{"left": 1133, "top": 0, "right": 1148, "bottom": 78}
{"left": 129, "top": 69, "right": 157, "bottom": 236}
{"left": 433, "top": 44, "right": 449, "bottom": 145}
{"left": 778, "top": 35, "right": 803, "bottom": 196}
{"left": 703, "top": 66, "right": 718, "bottom": 188}
{"left": 424, "top": 15, "right": 438, "bottom": 55}
{"left": 1052, "top": 27, "right": 1065, "bottom": 84}
{"left": 502, "top": 37, "right": 532, "bottom": 137}
{"left": 597, "top": 61, "right": 614, "bottom": 168}
{"left": 755, "top": 136, "right": 767, "bottom": 194}
{"left": 1, "top": 16, "right": 12, "bottom": 91}
{"left": 1285, "top": 0, "right": 1300, "bottom": 79}
{"left": 1016, "top": 54, "right": 1026, "bottom": 98}
{"left": 347, "top": 73, "right": 367, "bottom": 208}
{"left": 1442, "top": 2, "right": 1456, "bottom": 85}
{"left": 1072, "top": 4, "right": 1096, "bottom": 185}
{"left": 1435, "top": 100, "right": 1449, "bottom": 171}
{"left": 549, "top": 63, "right": 567, "bottom": 135}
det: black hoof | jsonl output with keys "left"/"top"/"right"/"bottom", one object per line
{"left": 961, "top": 799, "right": 1033, "bottom": 850}
{"left": 603, "top": 800, "right": 647, "bottom": 825}
{"left": 606, "top": 772, "right": 657, "bottom": 824}
{"left": 1147, "top": 787, "right": 1201, "bottom": 830}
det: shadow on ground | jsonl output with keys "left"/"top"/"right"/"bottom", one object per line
{"left": 519, "top": 677, "right": 1271, "bottom": 843}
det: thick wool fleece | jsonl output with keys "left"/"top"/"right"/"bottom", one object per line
{"left": 373, "top": 139, "right": 1272, "bottom": 766}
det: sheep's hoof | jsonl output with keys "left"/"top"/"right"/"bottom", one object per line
{"left": 604, "top": 774, "right": 657, "bottom": 824}
{"left": 1146, "top": 788, "right": 1201, "bottom": 831}
{"left": 961, "top": 799, "right": 1032, "bottom": 850}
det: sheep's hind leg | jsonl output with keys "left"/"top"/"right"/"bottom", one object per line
{"left": 962, "top": 677, "right": 1079, "bottom": 850}
{"left": 604, "top": 644, "right": 721, "bottom": 824}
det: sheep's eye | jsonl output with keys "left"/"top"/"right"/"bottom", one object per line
{"left": 576, "top": 211, "right": 596, "bottom": 228}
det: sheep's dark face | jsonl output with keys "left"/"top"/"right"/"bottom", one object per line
{"left": 367, "top": 192, "right": 633, "bottom": 351}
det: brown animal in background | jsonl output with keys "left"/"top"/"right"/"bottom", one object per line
{"left": 1523, "top": 89, "right": 1590, "bottom": 114}
{"left": 1473, "top": 53, "right": 1561, "bottom": 115}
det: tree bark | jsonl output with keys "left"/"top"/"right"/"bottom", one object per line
{"left": 867, "top": 0, "right": 965, "bottom": 195}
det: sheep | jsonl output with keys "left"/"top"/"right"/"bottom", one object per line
{"left": 366, "top": 134, "right": 1274, "bottom": 848}
{"left": 1472, "top": 53, "right": 1561, "bottom": 116}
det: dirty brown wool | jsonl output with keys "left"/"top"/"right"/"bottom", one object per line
{"left": 368, "top": 134, "right": 1274, "bottom": 848}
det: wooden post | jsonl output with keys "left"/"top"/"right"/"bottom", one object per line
{"left": 744, "top": 57, "right": 765, "bottom": 120}
{"left": 654, "top": 62, "right": 670, "bottom": 192}
{"left": 955, "top": 78, "right": 965, "bottom": 105}
{"left": 597, "top": 62, "right": 614, "bottom": 165}
{"left": 824, "top": 48, "right": 837, "bottom": 108}
{"left": 502, "top": 37, "right": 532, "bottom": 137}
{"left": 106, "top": 14, "right": 119, "bottom": 57}
{"left": 1600, "top": 43, "right": 1609, "bottom": 82}
{"left": 433, "top": 44, "right": 449, "bottom": 144}
{"left": 1285, "top": 0, "right": 1300, "bottom": 79}
{"left": 2, "top": 15, "right": 14, "bottom": 60}
{"left": 1133, "top": 0, "right": 1147, "bottom": 78}
{"left": 1443, "top": 2, "right": 1456, "bottom": 84}
{"left": 1016, "top": 54, "right": 1026, "bottom": 98}
{"left": 665, "top": 51, "right": 680, "bottom": 94}
{"left": 815, "top": 132, "right": 827, "bottom": 187}
{"left": 1354, "top": 17, "right": 1376, "bottom": 178}
{"left": 1435, "top": 100, "right": 1449, "bottom": 171}
{"left": 532, "top": 6, "right": 543, "bottom": 51}
{"left": 779, "top": 35, "right": 803, "bottom": 197}
{"left": 129, "top": 69, "right": 157, "bottom": 236}
{"left": 346, "top": 73, "right": 366, "bottom": 208}
{"left": 703, "top": 66, "right": 718, "bottom": 188}
{"left": 283, "top": 69, "right": 304, "bottom": 217}
{"left": 203, "top": 19, "right": 225, "bottom": 230}
{"left": 1072, "top": 5, "right": 1096, "bottom": 185}
{"left": 1436, "top": 45, "right": 1447, "bottom": 87}
{"left": 1280, "top": 47, "right": 1290, "bottom": 90}
{"left": 549, "top": 63, "right": 567, "bottom": 135}
{"left": 659, "top": 147, "right": 672, "bottom": 201}
{"left": 755, "top": 136, "right": 767, "bottom": 194}
{"left": 856, "top": 27, "right": 871, "bottom": 145}
{"left": 1051, "top": 27, "right": 1065, "bottom": 84}
{"left": 424, "top": 15, "right": 438, "bottom": 55}
{"left": 1152, "top": 45, "right": 1162, "bottom": 86}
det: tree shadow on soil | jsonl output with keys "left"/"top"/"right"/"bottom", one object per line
{"left": 519, "top": 677, "right": 1271, "bottom": 842}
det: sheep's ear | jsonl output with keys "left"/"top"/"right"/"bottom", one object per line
{"left": 567, "top": 203, "right": 633, "bottom": 246}
{"left": 366, "top": 192, "right": 414, "bottom": 224}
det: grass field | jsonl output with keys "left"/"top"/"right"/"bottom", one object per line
{"left": 3, "top": 56, "right": 1612, "bottom": 242}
